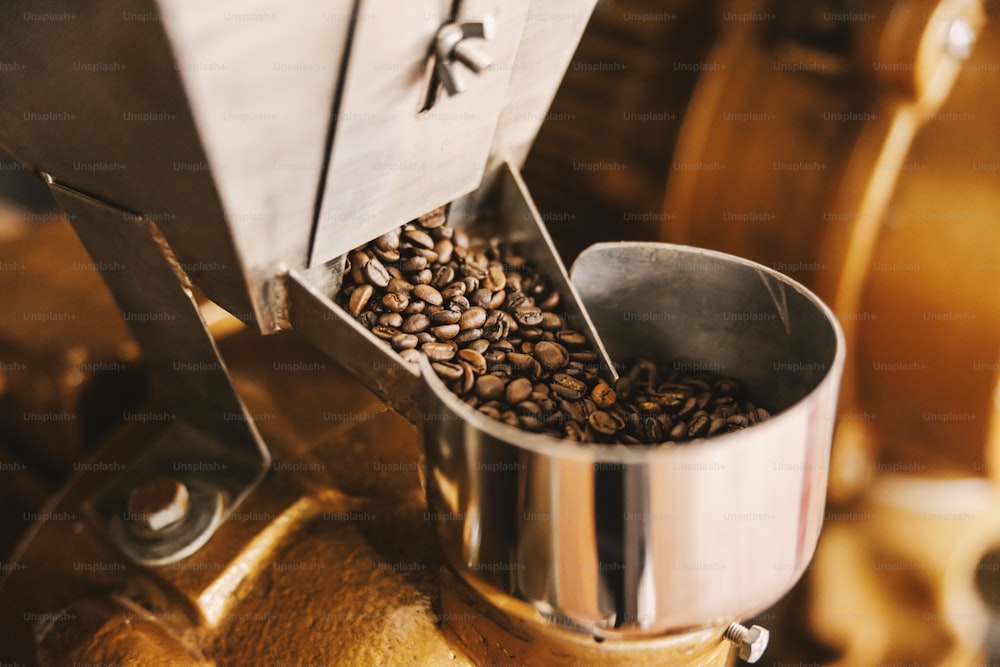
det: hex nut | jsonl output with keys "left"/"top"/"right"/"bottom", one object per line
{"left": 126, "top": 477, "right": 190, "bottom": 538}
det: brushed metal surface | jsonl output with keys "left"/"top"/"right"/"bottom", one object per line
{"left": 420, "top": 242, "right": 845, "bottom": 637}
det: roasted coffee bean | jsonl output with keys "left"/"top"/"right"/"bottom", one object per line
{"left": 348, "top": 284, "right": 374, "bottom": 316}
{"left": 378, "top": 312, "right": 404, "bottom": 328}
{"left": 357, "top": 311, "right": 377, "bottom": 329}
{"left": 430, "top": 309, "right": 461, "bottom": 326}
{"left": 475, "top": 374, "right": 505, "bottom": 401}
{"left": 506, "top": 352, "right": 534, "bottom": 373}
{"left": 387, "top": 277, "right": 413, "bottom": 294}
{"left": 364, "top": 257, "right": 391, "bottom": 288}
{"left": 534, "top": 341, "right": 569, "bottom": 371}
{"left": 372, "top": 325, "right": 399, "bottom": 340}
{"left": 539, "top": 312, "right": 563, "bottom": 331}
{"left": 418, "top": 208, "right": 446, "bottom": 228}
{"left": 484, "top": 265, "right": 506, "bottom": 291}
{"left": 448, "top": 295, "right": 470, "bottom": 313}
{"left": 454, "top": 328, "right": 483, "bottom": 345}
{"left": 404, "top": 228, "right": 435, "bottom": 250}
{"left": 591, "top": 382, "right": 616, "bottom": 408}
{"left": 708, "top": 417, "right": 727, "bottom": 437}
{"left": 538, "top": 291, "right": 560, "bottom": 310}
{"left": 459, "top": 349, "right": 487, "bottom": 375}
{"left": 589, "top": 410, "right": 623, "bottom": 435}
{"left": 381, "top": 292, "right": 409, "bottom": 313}
{"left": 399, "top": 348, "right": 421, "bottom": 364}
{"left": 404, "top": 300, "right": 425, "bottom": 315}
{"left": 435, "top": 239, "right": 454, "bottom": 264}
{"left": 415, "top": 332, "right": 435, "bottom": 345}
{"left": 551, "top": 373, "right": 587, "bottom": 400}
{"left": 460, "top": 306, "right": 487, "bottom": 330}
{"left": 392, "top": 333, "right": 419, "bottom": 351}
{"left": 422, "top": 341, "right": 456, "bottom": 361}
{"left": 513, "top": 305, "right": 543, "bottom": 326}
{"left": 401, "top": 256, "right": 428, "bottom": 272}
{"left": 413, "top": 284, "right": 443, "bottom": 306}
{"left": 432, "top": 361, "right": 464, "bottom": 381}
{"left": 687, "top": 413, "right": 710, "bottom": 439}
{"left": 373, "top": 246, "right": 400, "bottom": 263}
{"left": 376, "top": 230, "right": 400, "bottom": 251}
{"left": 431, "top": 324, "right": 460, "bottom": 340}
{"left": 432, "top": 266, "right": 455, "bottom": 288}
{"left": 467, "top": 339, "right": 490, "bottom": 354}
{"left": 413, "top": 268, "right": 434, "bottom": 285}
{"left": 555, "top": 330, "right": 587, "bottom": 347}
{"left": 469, "top": 288, "right": 492, "bottom": 309}
{"left": 505, "top": 377, "right": 533, "bottom": 404}
{"left": 402, "top": 313, "right": 430, "bottom": 333}
{"left": 441, "top": 281, "right": 466, "bottom": 299}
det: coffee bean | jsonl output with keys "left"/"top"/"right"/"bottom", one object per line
{"left": 513, "top": 305, "right": 543, "bottom": 326}
{"left": 551, "top": 373, "right": 587, "bottom": 400}
{"left": 399, "top": 348, "right": 421, "bottom": 364}
{"left": 402, "top": 313, "right": 430, "bottom": 334}
{"left": 376, "top": 230, "right": 400, "bottom": 251}
{"left": 460, "top": 306, "right": 487, "bottom": 330}
{"left": 432, "top": 361, "right": 464, "bottom": 381}
{"left": 373, "top": 246, "right": 400, "bottom": 263}
{"left": 448, "top": 295, "right": 470, "bottom": 313}
{"left": 348, "top": 284, "right": 373, "bottom": 316}
{"left": 372, "top": 325, "right": 399, "bottom": 341}
{"left": 484, "top": 265, "right": 506, "bottom": 291}
{"left": 591, "top": 382, "right": 616, "bottom": 408}
{"left": 534, "top": 341, "right": 569, "bottom": 371}
{"left": 435, "top": 240, "right": 454, "bottom": 264}
{"left": 467, "top": 339, "right": 490, "bottom": 354}
{"left": 431, "top": 324, "right": 460, "bottom": 340}
{"left": 418, "top": 208, "right": 446, "bottom": 228}
{"left": 401, "top": 256, "right": 428, "bottom": 272}
{"left": 441, "top": 282, "right": 466, "bottom": 299}
{"left": 505, "top": 377, "right": 533, "bottom": 404}
{"left": 538, "top": 291, "right": 560, "bottom": 310}
{"left": 430, "top": 309, "right": 461, "bottom": 326}
{"left": 589, "top": 410, "right": 624, "bottom": 435}
{"left": 459, "top": 349, "right": 487, "bottom": 375}
{"left": 378, "top": 313, "right": 403, "bottom": 328}
{"left": 475, "top": 374, "right": 505, "bottom": 401}
{"left": 413, "top": 284, "right": 443, "bottom": 306}
{"left": 556, "top": 329, "right": 587, "bottom": 347}
{"left": 687, "top": 413, "right": 710, "bottom": 438}
{"left": 357, "top": 311, "right": 377, "bottom": 329}
{"left": 432, "top": 266, "right": 455, "bottom": 288}
{"left": 382, "top": 292, "right": 409, "bottom": 313}
{"left": 364, "top": 257, "right": 391, "bottom": 288}
{"left": 404, "top": 228, "right": 435, "bottom": 250}
{"left": 422, "top": 341, "right": 456, "bottom": 361}
{"left": 392, "top": 333, "right": 419, "bottom": 350}
{"left": 539, "top": 312, "right": 563, "bottom": 331}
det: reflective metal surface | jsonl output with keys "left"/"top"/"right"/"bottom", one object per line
{"left": 420, "top": 242, "right": 845, "bottom": 637}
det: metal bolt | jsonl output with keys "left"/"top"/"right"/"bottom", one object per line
{"left": 433, "top": 16, "right": 495, "bottom": 98}
{"left": 945, "top": 16, "right": 975, "bottom": 60}
{"left": 724, "top": 623, "right": 769, "bottom": 663}
{"left": 126, "top": 477, "right": 190, "bottom": 538}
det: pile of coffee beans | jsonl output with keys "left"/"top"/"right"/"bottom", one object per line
{"left": 338, "top": 208, "right": 769, "bottom": 445}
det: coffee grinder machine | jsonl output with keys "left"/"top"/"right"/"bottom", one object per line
{"left": 0, "top": 2, "right": 843, "bottom": 664}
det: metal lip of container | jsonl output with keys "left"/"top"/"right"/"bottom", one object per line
{"left": 420, "top": 241, "right": 846, "bottom": 639}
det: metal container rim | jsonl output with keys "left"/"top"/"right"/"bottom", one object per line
{"left": 419, "top": 240, "right": 846, "bottom": 464}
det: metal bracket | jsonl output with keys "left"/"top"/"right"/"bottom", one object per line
{"left": 42, "top": 173, "right": 271, "bottom": 566}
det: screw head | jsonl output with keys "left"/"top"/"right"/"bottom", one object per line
{"left": 737, "top": 625, "right": 770, "bottom": 663}
{"left": 127, "top": 477, "right": 190, "bottom": 538}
